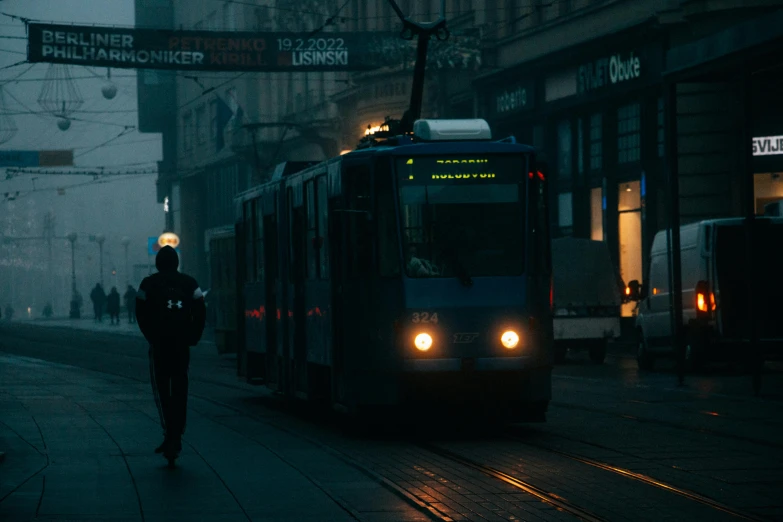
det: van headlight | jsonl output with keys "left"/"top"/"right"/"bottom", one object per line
{"left": 501, "top": 330, "right": 520, "bottom": 349}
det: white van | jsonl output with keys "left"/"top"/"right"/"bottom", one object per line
{"left": 551, "top": 237, "right": 624, "bottom": 364}
{"left": 630, "top": 217, "right": 783, "bottom": 370}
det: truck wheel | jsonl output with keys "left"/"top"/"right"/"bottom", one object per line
{"left": 637, "top": 330, "right": 655, "bottom": 371}
{"left": 554, "top": 343, "right": 567, "bottom": 364}
{"left": 589, "top": 340, "right": 607, "bottom": 364}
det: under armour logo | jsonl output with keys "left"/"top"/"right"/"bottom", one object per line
{"left": 167, "top": 300, "right": 183, "bottom": 309}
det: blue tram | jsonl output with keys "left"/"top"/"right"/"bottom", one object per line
{"left": 235, "top": 119, "right": 553, "bottom": 421}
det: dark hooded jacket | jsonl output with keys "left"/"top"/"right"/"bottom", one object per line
{"left": 135, "top": 246, "right": 206, "bottom": 346}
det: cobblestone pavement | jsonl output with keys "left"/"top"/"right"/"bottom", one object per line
{"left": 1, "top": 322, "right": 782, "bottom": 521}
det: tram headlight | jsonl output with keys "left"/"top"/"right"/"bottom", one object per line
{"left": 414, "top": 333, "right": 433, "bottom": 351}
{"left": 501, "top": 330, "right": 520, "bottom": 349}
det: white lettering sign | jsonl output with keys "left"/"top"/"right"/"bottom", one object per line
{"left": 753, "top": 135, "right": 783, "bottom": 156}
{"left": 578, "top": 52, "right": 642, "bottom": 94}
{"left": 495, "top": 86, "right": 529, "bottom": 114}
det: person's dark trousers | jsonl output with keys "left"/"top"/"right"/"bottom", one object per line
{"left": 148, "top": 344, "right": 190, "bottom": 448}
{"left": 94, "top": 305, "right": 100, "bottom": 322}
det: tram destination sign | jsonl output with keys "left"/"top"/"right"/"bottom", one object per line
{"left": 27, "top": 23, "right": 401, "bottom": 72}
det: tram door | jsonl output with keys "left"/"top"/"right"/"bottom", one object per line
{"left": 263, "top": 209, "right": 280, "bottom": 390}
{"left": 330, "top": 162, "right": 373, "bottom": 405}
{"left": 288, "top": 189, "right": 308, "bottom": 396}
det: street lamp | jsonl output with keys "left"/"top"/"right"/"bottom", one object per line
{"left": 121, "top": 236, "right": 130, "bottom": 286}
{"left": 95, "top": 233, "right": 105, "bottom": 287}
{"left": 67, "top": 232, "right": 79, "bottom": 319}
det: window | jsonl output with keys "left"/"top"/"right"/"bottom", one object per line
{"left": 244, "top": 201, "right": 255, "bottom": 282}
{"left": 254, "top": 199, "right": 264, "bottom": 282}
{"left": 255, "top": 7, "right": 272, "bottom": 30}
{"left": 558, "top": 192, "right": 573, "bottom": 234}
{"left": 618, "top": 180, "right": 642, "bottom": 317}
{"left": 589, "top": 113, "right": 602, "bottom": 171}
{"left": 305, "top": 180, "right": 318, "bottom": 279}
{"left": 195, "top": 105, "right": 206, "bottom": 144}
{"left": 316, "top": 176, "right": 329, "bottom": 278}
{"left": 210, "top": 100, "right": 217, "bottom": 143}
{"left": 557, "top": 119, "right": 572, "bottom": 180}
{"left": 617, "top": 103, "right": 641, "bottom": 164}
{"left": 657, "top": 97, "right": 664, "bottom": 158}
{"left": 649, "top": 253, "right": 669, "bottom": 295}
{"left": 577, "top": 117, "right": 584, "bottom": 176}
{"left": 397, "top": 155, "right": 526, "bottom": 278}
{"left": 376, "top": 161, "right": 400, "bottom": 277}
{"left": 222, "top": 2, "right": 235, "bottom": 30}
{"left": 183, "top": 112, "right": 192, "bottom": 151}
{"left": 590, "top": 187, "right": 603, "bottom": 241}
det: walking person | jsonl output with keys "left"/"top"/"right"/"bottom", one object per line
{"left": 107, "top": 287, "right": 121, "bottom": 325}
{"left": 90, "top": 283, "right": 106, "bottom": 323}
{"left": 124, "top": 285, "right": 137, "bottom": 324}
{"left": 135, "top": 246, "right": 206, "bottom": 460}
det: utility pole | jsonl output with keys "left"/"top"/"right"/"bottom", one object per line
{"left": 96, "top": 234, "right": 106, "bottom": 287}
{"left": 43, "top": 212, "right": 55, "bottom": 311}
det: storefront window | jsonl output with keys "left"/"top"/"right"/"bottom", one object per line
{"left": 754, "top": 173, "right": 783, "bottom": 214}
{"left": 557, "top": 119, "right": 572, "bottom": 180}
{"left": 590, "top": 187, "right": 603, "bottom": 241}
{"left": 577, "top": 118, "right": 584, "bottom": 175}
{"left": 617, "top": 103, "right": 641, "bottom": 164}
{"left": 589, "top": 113, "right": 602, "bottom": 171}
{"left": 618, "top": 181, "right": 642, "bottom": 317}
{"left": 558, "top": 192, "right": 573, "bottom": 235}
{"left": 657, "top": 97, "right": 664, "bottom": 158}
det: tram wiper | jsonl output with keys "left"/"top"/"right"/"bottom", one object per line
{"left": 454, "top": 258, "right": 473, "bottom": 287}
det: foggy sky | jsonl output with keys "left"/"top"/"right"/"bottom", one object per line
{"left": 0, "top": 0, "right": 165, "bottom": 316}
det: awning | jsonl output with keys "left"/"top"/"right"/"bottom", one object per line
{"left": 665, "top": 9, "right": 783, "bottom": 78}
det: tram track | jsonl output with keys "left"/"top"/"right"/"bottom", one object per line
{"left": 419, "top": 438, "right": 769, "bottom": 522}
{"left": 417, "top": 443, "right": 606, "bottom": 522}
{"left": 2, "top": 326, "right": 779, "bottom": 521}
{"left": 501, "top": 435, "right": 767, "bottom": 521}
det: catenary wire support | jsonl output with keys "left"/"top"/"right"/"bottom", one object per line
{"left": 385, "top": 0, "right": 449, "bottom": 134}
{"left": 741, "top": 68, "right": 761, "bottom": 396}
{"left": 664, "top": 80, "right": 686, "bottom": 387}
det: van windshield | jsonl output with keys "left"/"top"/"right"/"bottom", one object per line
{"left": 396, "top": 155, "right": 526, "bottom": 278}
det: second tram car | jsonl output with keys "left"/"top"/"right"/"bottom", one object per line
{"left": 235, "top": 119, "right": 553, "bottom": 421}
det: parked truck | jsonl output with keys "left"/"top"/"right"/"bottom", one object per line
{"left": 552, "top": 237, "right": 624, "bottom": 364}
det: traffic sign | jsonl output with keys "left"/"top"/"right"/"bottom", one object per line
{"left": 0, "top": 150, "right": 73, "bottom": 167}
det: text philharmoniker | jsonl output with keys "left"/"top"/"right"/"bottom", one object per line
{"left": 40, "top": 30, "right": 205, "bottom": 65}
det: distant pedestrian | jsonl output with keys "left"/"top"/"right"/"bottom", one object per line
{"left": 107, "top": 287, "right": 121, "bottom": 325}
{"left": 90, "top": 284, "right": 106, "bottom": 322}
{"left": 124, "top": 285, "right": 137, "bottom": 324}
{"left": 136, "top": 246, "right": 206, "bottom": 459}
{"left": 4, "top": 304, "right": 14, "bottom": 321}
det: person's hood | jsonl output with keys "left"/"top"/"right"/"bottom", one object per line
{"left": 156, "top": 245, "right": 179, "bottom": 272}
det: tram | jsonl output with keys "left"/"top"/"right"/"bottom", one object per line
{"left": 235, "top": 119, "right": 553, "bottom": 421}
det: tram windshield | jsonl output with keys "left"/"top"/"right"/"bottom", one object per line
{"left": 396, "top": 155, "right": 526, "bottom": 278}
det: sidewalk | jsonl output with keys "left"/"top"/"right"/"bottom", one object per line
{"left": 10, "top": 317, "right": 217, "bottom": 346}
{"left": 0, "top": 353, "right": 427, "bottom": 522}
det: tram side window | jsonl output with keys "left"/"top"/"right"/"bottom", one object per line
{"left": 376, "top": 160, "right": 400, "bottom": 277}
{"left": 316, "top": 175, "right": 329, "bottom": 279}
{"left": 344, "top": 164, "right": 372, "bottom": 278}
{"left": 254, "top": 199, "right": 264, "bottom": 282}
{"left": 305, "top": 180, "right": 318, "bottom": 280}
{"left": 244, "top": 201, "right": 255, "bottom": 282}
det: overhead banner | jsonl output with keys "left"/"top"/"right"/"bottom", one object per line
{"left": 27, "top": 23, "right": 403, "bottom": 72}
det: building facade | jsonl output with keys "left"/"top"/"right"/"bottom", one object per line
{"left": 135, "top": 0, "right": 783, "bottom": 355}
{"left": 475, "top": 0, "right": 783, "bottom": 323}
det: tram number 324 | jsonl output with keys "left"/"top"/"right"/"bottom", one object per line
{"left": 411, "top": 312, "right": 439, "bottom": 324}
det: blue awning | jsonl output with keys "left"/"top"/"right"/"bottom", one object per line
{"left": 665, "top": 9, "right": 783, "bottom": 77}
